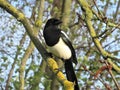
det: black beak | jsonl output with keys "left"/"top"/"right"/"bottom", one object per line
{"left": 55, "top": 20, "right": 62, "bottom": 25}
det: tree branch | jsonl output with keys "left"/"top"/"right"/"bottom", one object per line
{"left": 78, "top": 0, "right": 120, "bottom": 70}
{"left": 114, "top": 0, "right": 120, "bottom": 20}
{"left": 0, "top": 0, "right": 74, "bottom": 90}
{"left": 19, "top": 0, "right": 45, "bottom": 88}
{"left": 78, "top": 0, "right": 120, "bottom": 89}
{"left": 19, "top": 41, "right": 35, "bottom": 90}
{"left": 5, "top": 32, "right": 27, "bottom": 90}
{"left": 61, "top": 0, "right": 72, "bottom": 30}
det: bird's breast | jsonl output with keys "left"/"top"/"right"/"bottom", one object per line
{"left": 48, "top": 38, "right": 72, "bottom": 60}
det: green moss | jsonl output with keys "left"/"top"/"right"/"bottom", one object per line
{"left": 35, "top": 20, "right": 42, "bottom": 27}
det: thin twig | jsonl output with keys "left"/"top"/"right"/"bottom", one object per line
{"left": 81, "top": 65, "right": 112, "bottom": 90}
{"left": 93, "top": 0, "right": 104, "bottom": 18}
{"left": 104, "top": 61, "right": 120, "bottom": 90}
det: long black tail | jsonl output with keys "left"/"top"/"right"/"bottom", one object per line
{"left": 65, "top": 59, "right": 79, "bottom": 90}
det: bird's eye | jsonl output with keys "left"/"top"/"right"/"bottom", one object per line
{"left": 53, "top": 20, "right": 55, "bottom": 23}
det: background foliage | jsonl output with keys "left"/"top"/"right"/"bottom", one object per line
{"left": 0, "top": 0, "right": 120, "bottom": 90}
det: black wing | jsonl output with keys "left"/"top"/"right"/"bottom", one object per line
{"left": 61, "top": 31, "right": 77, "bottom": 64}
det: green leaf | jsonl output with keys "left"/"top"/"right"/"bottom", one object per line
{"left": 48, "top": 0, "right": 53, "bottom": 3}
{"left": 0, "top": 77, "right": 4, "bottom": 82}
{"left": 2, "top": 56, "right": 8, "bottom": 62}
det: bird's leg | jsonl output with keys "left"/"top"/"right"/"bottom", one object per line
{"left": 54, "top": 68, "right": 63, "bottom": 75}
{"left": 53, "top": 59, "right": 64, "bottom": 75}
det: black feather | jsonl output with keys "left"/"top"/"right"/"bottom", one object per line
{"left": 65, "top": 59, "right": 79, "bottom": 90}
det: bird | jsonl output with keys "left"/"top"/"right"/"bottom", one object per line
{"left": 43, "top": 18, "right": 79, "bottom": 90}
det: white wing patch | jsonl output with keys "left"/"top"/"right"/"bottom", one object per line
{"left": 61, "top": 31, "right": 70, "bottom": 40}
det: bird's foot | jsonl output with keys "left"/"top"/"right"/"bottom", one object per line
{"left": 54, "top": 68, "right": 63, "bottom": 75}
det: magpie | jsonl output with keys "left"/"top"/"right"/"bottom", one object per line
{"left": 43, "top": 18, "right": 79, "bottom": 90}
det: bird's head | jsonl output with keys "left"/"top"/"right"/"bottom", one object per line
{"left": 45, "top": 18, "right": 62, "bottom": 27}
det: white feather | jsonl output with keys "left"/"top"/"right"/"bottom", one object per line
{"left": 48, "top": 38, "right": 72, "bottom": 59}
{"left": 61, "top": 31, "right": 70, "bottom": 40}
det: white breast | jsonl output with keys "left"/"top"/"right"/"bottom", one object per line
{"left": 48, "top": 38, "right": 72, "bottom": 59}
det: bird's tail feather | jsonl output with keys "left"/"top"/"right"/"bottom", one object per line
{"left": 65, "top": 59, "right": 79, "bottom": 90}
